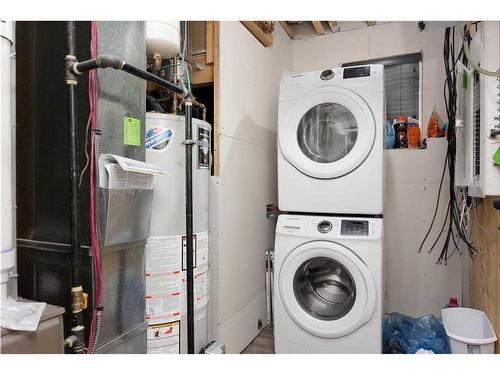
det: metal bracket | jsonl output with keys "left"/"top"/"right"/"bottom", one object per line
{"left": 182, "top": 139, "right": 196, "bottom": 145}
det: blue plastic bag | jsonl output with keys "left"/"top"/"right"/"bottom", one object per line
{"left": 383, "top": 312, "right": 450, "bottom": 354}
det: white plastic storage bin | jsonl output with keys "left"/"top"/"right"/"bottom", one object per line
{"left": 442, "top": 308, "right": 497, "bottom": 354}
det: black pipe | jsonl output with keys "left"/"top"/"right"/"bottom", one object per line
{"left": 73, "top": 55, "right": 123, "bottom": 72}
{"left": 122, "top": 63, "right": 185, "bottom": 95}
{"left": 184, "top": 98, "right": 195, "bottom": 354}
{"left": 72, "top": 56, "right": 185, "bottom": 96}
{"left": 65, "top": 21, "right": 85, "bottom": 354}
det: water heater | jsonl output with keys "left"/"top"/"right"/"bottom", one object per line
{"left": 144, "top": 113, "right": 211, "bottom": 354}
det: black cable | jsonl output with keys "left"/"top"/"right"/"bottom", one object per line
{"left": 418, "top": 153, "right": 448, "bottom": 253}
{"left": 428, "top": 201, "right": 450, "bottom": 254}
{"left": 420, "top": 26, "right": 481, "bottom": 264}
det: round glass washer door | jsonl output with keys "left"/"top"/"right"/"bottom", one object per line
{"left": 293, "top": 257, "right": 356, "bottom": 321}
{"left": 279, "top": 241, "right": 376, "bottom": 338}
{"left": 279, "top": 86, "right": 376, "bottom": 179}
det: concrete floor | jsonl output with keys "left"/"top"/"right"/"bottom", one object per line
{"left": 241, "top": 323, "right": 275, "bottom": 354}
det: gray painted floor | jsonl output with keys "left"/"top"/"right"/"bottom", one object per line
{"left": 241, "top": 323, "right": 275, "bottom": 354}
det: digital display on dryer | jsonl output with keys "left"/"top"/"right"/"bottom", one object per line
{"left": 341, "top": 220, "right": 369, "bottom": 236}
{"left": 343, "top": 66, "right": 371, "bottom": 79}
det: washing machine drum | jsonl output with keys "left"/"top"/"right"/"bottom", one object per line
{"left": 279, "top": 86, "right": 376, "bottom": 179}
{"left": 294, "top": 257, "right": 356, "bottom": 321}
{"left": 279, "top": 241, "right": 376, "bottom": 338}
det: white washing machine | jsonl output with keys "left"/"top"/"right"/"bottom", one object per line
{"left": 278, "top": 65, "right": 384, "bottom": 215}
{"left": 274, "top": 214, "right": 383, "bottom": 353}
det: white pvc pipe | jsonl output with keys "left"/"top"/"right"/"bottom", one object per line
{"left": 1, "top": 21, "right": 16, "bottom": 303}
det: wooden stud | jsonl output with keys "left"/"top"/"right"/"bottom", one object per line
{"left": 328, "top": 21, "right": 338, "bottom": 32}
{"left": 213, "top": 21, "right": 220, "bottom": 176}
{"left": 366, "top": 21, "right": 377, "bottom": 27}
{"left": 279, "top": 21, "right": 295, "bottom": 40}
{"left": 189, "top": 21, "right": 207, "bottom": 56}
{"left": 206, "top": 21, "right": 215, "bottom": 64}
{"left": 311, "top": 21, "right": 326, "bottom": 35}
{"left": 470, "top": 198, "right": 500, "bottom": 353}
{"left": 240, "top": 21, "right": 273, "bottom": 47}
{"left": 191, "top": 56, "right": 214, "bottom": 86}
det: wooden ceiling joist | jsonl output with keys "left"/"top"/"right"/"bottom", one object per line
{"left": 240, "top": 21, "right": 273, "bottom": 47}
{"left": 328, "top": 21, "right": 339, "bottom": 32}
{"left": 311, "top": 21, "right": 326, "bottom": 35}
{"left": 279, "top": 21, "right": 295, "bottom": 40}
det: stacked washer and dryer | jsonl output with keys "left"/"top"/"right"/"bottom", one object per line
{"left": 274, "top": 65, "right": 385, "bottom": 353}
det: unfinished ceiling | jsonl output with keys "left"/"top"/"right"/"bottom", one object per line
{"left": 241, "top": 21, "right": 388, "bottom": 46}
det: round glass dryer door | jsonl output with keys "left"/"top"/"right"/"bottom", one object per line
{"left": 297, "top": 103, "right": 358, "bottom": 164}
{"left": 279, "top": 86, "right": 376, "bottom": 179}
{"left": 279, "top": 241, "right": 376, "bottom": 338}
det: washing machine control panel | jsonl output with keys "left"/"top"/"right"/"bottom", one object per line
{"left": 340, "top": 220, "right": 369, "bottom": 236}
{"left": 277, "top": 215, "right": 382, "bottom": 239}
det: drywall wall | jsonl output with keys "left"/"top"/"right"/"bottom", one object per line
{"left": 470, "top": 197, "right": 500, "bottom": 354}
{"left": 292, "top": 22, "right": 464, "bottom": 316}
{"left": 210, "top": 22, "right": 292, "bottom": 353}
{"left": 385, "top": 139, "right": 464, "bottom": 316}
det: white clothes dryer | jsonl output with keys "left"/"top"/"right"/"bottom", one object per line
{"left": 278, "top": 65, "right": 384, "bottom": 215}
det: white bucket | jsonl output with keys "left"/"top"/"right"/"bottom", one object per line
{"left": 442, "top": 308, "right": 497, "bottom": 354}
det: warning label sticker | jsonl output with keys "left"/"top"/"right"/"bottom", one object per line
{"left": 182, "top": 266, "right": 210, "bottom": 313}
{"left": 145, "top": 232, "right": 210, "bottom": 328}
{"left": 146, "top": 236, "right": 182, "bottom": 274}
{"left": 145, "top": 127, "right": 173, "bottom": 152}
{"left": 147, "top": 321, "right": 180, "bottom": 354}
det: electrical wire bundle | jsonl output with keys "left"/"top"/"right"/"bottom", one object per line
{"left": 86, "top": 20, "right": 103, "bottom": 354}
{"left": 419, "top": 26, "right": 481, "bottom": 264}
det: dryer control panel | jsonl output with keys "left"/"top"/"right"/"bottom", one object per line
{"left": 343, "top": 66, "right": 371, "bottom": 79}
{"left": 276, "top": 215, "right": 383, "bottom": 240}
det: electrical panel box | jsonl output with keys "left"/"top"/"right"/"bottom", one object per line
{"left": 455, "top": 62, "right": 473, "bottom": 187}
{"left": 454, "top": 22, "right": 500, "bottom": 197}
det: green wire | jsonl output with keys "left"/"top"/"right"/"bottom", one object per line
{"left": 159, "top": 62, "right": 192, "bottom": 91}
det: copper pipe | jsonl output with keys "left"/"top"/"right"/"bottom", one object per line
{"left": 192, "top": 97, "right": 206, "bottom": 122}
